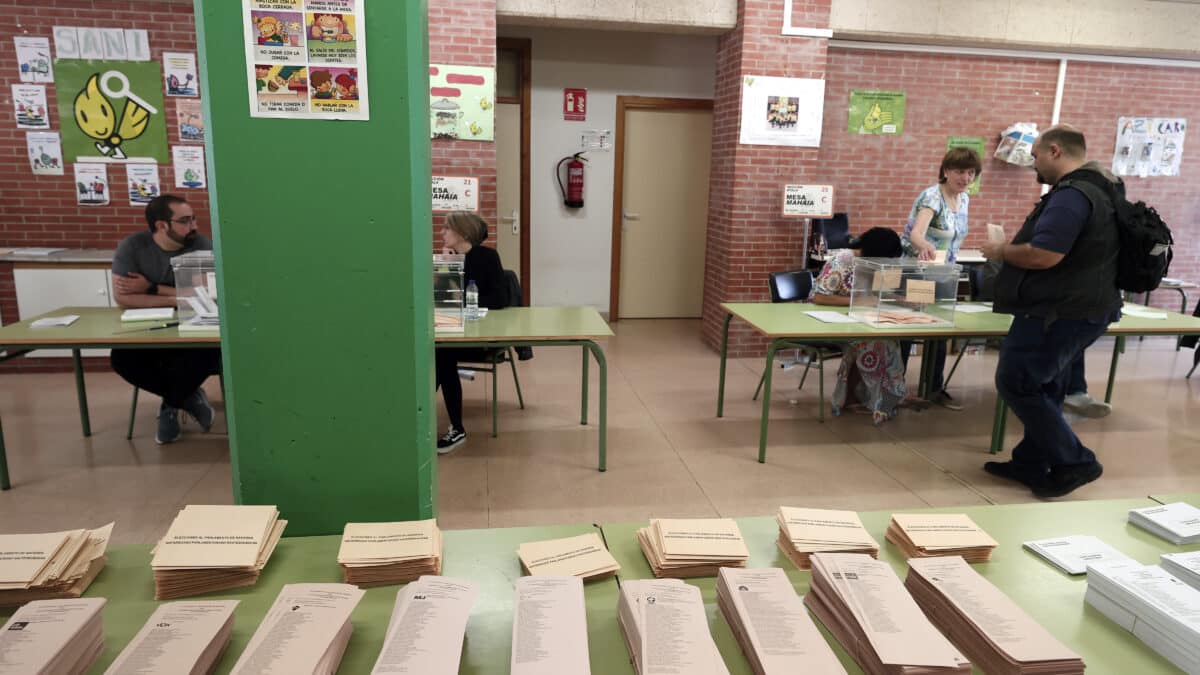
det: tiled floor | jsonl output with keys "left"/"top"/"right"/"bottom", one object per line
{"left": 1, "top": 320, "right": 1197, "bottom": 544}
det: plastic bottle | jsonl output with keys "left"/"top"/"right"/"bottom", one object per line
{"left": 465, "top": 279, "right": 479, "bottom": 321}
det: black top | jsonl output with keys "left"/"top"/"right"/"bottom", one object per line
{"left": 112, "top": 231, "right": 213, "bottom": 287}
{"left": 464, "top": 245, "right": 508, "bottom": 310}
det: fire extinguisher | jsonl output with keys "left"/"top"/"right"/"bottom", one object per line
{"left": 556, "top": 152, "right": 587, "bottom": 208}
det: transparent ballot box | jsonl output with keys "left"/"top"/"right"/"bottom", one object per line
{"left": 169, "top": 250, "right": 219, "bottom": 332}
{"left": 849, "top": 258, "right": 961, "bottom": 328}
{"left": 433, "top": 254, "right": 465, "bottom": 333}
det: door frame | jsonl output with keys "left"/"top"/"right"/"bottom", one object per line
{"left": 496, "top": 37, "right": 532, "bottom": 306}
{"left": 609, "top": 96, "right": 714, "bottom": 321}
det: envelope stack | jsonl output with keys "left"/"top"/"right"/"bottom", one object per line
{"left": 0, "top": 523, "right": 113, "bottom": 606}
{"left": 885, "top": 513, "right": 997, "bottom": 563}
{"left": 775, "top": 506, "right": 879, "bottom": 570}
{"left": 637, "top": 518, "right": 749, "bottom": 578}
{"left": 150, "top": 505, "right": 286, "bottom": 599}
{"left": 337, "top": 519, "right": 443, "bottom": 587}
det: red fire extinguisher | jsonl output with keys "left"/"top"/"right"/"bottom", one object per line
{"left": 556, "top": 152, "right": 587, "bottom": 208}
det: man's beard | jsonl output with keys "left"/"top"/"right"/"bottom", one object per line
{"left": 168, "top": 229, "right": 197, "bottom": 246}
{"left": 1035, "top": 171, "right": 1048, "bottom": 185}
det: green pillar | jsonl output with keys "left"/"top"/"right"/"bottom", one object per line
{"left": 194, "top": 1, "right": 434, "bottom": 535}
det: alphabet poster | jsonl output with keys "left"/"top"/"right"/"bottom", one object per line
{"left": 54, "top": 59, "right": 169, "bottom": 163}
{"left": 739, "top": 75, "right": 824, "bottom": 147}
{"left": 14, "top": 37, "right": 54, "bottom": 83}
{"left": 126, "top": 163, "right": 161, "bottom": 205}
{"left": 74, "top": 163, "right": 109, "bottom": 205}
{"left": 1112, "top": 117, "right": 1187, "bottom": 177}
{"left": 26, "top": 131, "right": 64, "bottom": 175}
{"left": 243, "top": 0, "right": 370, "bottom": 120}
{"left": 12, "top": 84, "right": 50, "bottom": 129}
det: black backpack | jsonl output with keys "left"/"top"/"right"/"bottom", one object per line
{"left": 1113, "top": 198, "right": 1173, "bottom": 293}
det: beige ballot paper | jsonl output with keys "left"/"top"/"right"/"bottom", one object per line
{"left": 0, "top": 597, "right": 107, "bottom": 674}
{"left": 639, "top": 581, "right": 730, "bottom": 675}
{"left": 933, "top": 249, "right": 948, "bottom": 264}
{"left": 777, "top": 507, "right": 877, "bottom": 550}
{"left": 372, "top": 576, "right": 479, "bottom": 675}
{"left": 653, "top": 518, "right": 749, "bottom": 560}
{"left": 105, "top": 600, "right": 238, "bottom": 675}
{"left": 518, "top": 532, "right": 619, "bottom": 579}
{"left": 987, "top": 223, "right": 1007, "bottom": 243}
{"left": 153, "top": 505, "right": 279, "bottom": 568}
{"left": 510, "top": 576, "right": 590, "bottom": 675}
{"left": 339, "top": 520, "right": 438, "bottom": 560}
{"left": 231, "top": 583, "right": 364, "bottom": 675}
{"left": 905, "top": 279, "right": 937, "bottom": 305}
{"left": 891, "top": 513, "right": 998, "bottom": 550}
{"left": 0, "top": 531, "right": 72, "bottom": 589}
{"left": 717, "top": 568, "right": 846, "bottom": 674}
{"left": 871, "top": 267, "right": 902, "bottom": 292}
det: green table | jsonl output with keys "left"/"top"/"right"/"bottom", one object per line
{"left": 602, "top": 497, "right": 1191, "bottom": 675}
{"left": 1149, "top": 493, "right": 1200, "bottom": 506}
{"left": 436, "top": 306, "right": 614, "bottom": 471}
{"left": 0, "top": 523, "right": 633, "bottom": 675}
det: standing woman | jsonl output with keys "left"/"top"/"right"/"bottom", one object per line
{"left": 435, "top": 212, "right": 509, "bottom": 454}
{"left": 900, "top": 147, "right": 982, "bottom": 409}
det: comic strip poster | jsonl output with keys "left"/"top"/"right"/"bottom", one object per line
{"left": 55, "top": 59, "right": 169, "bottom": 162}
{"left": 172, "top": 145, "right": 207, "bottom": 189}
{"left": 1112, "top": 117, "right": 1187, "bottom": 178}
{"left": 15, "top": 37, "right": 54, "bottom": 83}
{"left": 126, "top": 163, "right": 161, "bottom": 205}
{"left": 163, "top": 52, "right": 199, "bottom": 96}
{"left": 74, "top": 163, "right": 110, "bottom": 206}
{"left": 176, "top": 98, "right": 205, "bottom": 142}
{"left": 243, "top": 0, "right": 368, "bottom": 120}
{"left": 26, "top": 131, "right": 64, "bottom": 175}
{"left": 12, "top": 85, "right": 50, "bottom": 129}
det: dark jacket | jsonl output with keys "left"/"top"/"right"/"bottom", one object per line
{"left": 464, "top": 245, "right": 508, "bottom": 310}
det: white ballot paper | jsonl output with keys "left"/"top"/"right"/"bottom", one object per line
{"left": 371, "top": 576, "right": 478, "bottom": 675}
{"left": 0, "top": 597, "right": 106, "bottom": 674}
{"left": 105, "top": 600, "right": 238, "bottom": 675}
{"left": 1162, "top": 551, "right": 1200, "bottom": 591}
{"left": 231, "top": 583, "right": 363, "bottom": 675}
{"left": 1023, "top": 535, "right": 1136, "bottom": 575}
{"left": 510, "top": 576, "right": 590, "bottom": 675}
{"left": 804, "top": 310, "right": 858, "bottom": 324}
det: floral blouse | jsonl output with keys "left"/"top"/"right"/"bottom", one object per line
{"left": 901, "top": 185, "right": 969, "bottom": 262}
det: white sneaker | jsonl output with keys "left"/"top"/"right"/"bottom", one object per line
{"left": 1063, "top": 392, "right": 1112, "bottom": 418}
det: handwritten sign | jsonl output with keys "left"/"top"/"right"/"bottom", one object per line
{"left": 782, "top": 184, "right": 834, "bottom": 217}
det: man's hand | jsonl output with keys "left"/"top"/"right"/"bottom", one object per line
{"left": 981, "top": 241, "right": 1005, "bottom": 261}
{"left": 113, "top": 272, "right": 152, "bottom": 295}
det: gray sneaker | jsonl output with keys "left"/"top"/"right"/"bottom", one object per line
{"left": 156, "top": 405, "right": 182, "bottom": 445}
{"left": 1063, "top": 392, "right": 1112, "bottom": 418}
{"left": 182, "top": 388, "right": 216, "bottom": 432}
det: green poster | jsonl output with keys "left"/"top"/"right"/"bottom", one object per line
{"left": 55, "top": 59, "right": 168, "bottom": 163}
{"left": 947, "top": 136, "right": 986, "bottom": 195}
{"left": 429, "top": 64, "right": 495, "bottom": 142}
{"left": 848, "top": 90, "right": 905, "bottom": 135}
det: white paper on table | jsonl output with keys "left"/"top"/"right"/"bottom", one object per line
{"left": 1023, "top": 535, "right": 1136, "bottom": 575}
{"left": 804, "top": 310, "right": 858, "bottom": 324}
{"left": 1122, "top": 307, "right": 1167, "bottom": 319}
{"left": 372, "top": 576, "right": 479, "bottom": 675}
{"left": 510, "top": 576, "right": 590, "bottom": 675}
{"left": 231, "top": 584, "right": 363, "bottom": 675}
{"left": 639, "top": 581, "right": 728, "bottom": 675}
{"left": 954, "top": 304, "right": 992, "bottom": 314}
{"left": 31, "top": 315, "right": 80, "bottom": 328}
{"left": 104, "top": 600, "right": 238, "bottom": 675}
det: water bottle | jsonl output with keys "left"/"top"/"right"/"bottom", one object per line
{"left": 465, "top": 279, "right": 479, "bottom": 321}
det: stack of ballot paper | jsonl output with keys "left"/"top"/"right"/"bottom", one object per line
{"left": 905, "top": 556, "right": 1084, "bottom": 675}
{"left": 804, "top": 552, "right": 971, "bottom": 675}
{"left": 31, "top": 314, "right": 80, "bottom": 328}
{"left": 617, "top": 578, "right": 729, "bottom": 675}
{"left": 518, "top": 532, "right": 619, "bottom": 580}
{"left": 511, "top": 576, "right": 590, "bottom": 675}
{"left": 1086, "top": 561, "right": 1200, "bottom": 674}
{"left": 337, "top": 519, "right": 443, "bottom": 587}
{"left": 0, "top": 523, "right": 113, "bottom": 606}
{"left": 716, "top": 567, "right": 846, "bottom": 674}
{"left": 776, "top": 506, "right": 879, "bottom": 570}
{"left": 1128, "top": 502, "right": 1200, "bottom": 544}
{"left": 105, "top": 600, "right": 238, "bottom": 675}
{"left": 371, "top": 576, "right": 478, "bottom": 674}
{"left": 150, "top": 505, "right": 286, "bottom": 599}
{"left": 637, "top": 518, "right": 749, "bottom": 578}
{"left": 230, "top": 583, "right": 363, "bottom": 674}
{"left": 120, "top": 307, "right": 175, "bottom": 322}
{"left": 1022, "top": 535, "right": 1135, "bottom": 575}
{"left": 1162, "top": 551, "right": 1200, "bottom": 591}
{"left": 885, "top": 513, "right": 997, "bottom": 562}
{"left": 0, "top": 598, "right": 106, "bottom": 674}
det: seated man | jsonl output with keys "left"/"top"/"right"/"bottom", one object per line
{"left": 111, "top": 195, "right": 222, "bottom": 444}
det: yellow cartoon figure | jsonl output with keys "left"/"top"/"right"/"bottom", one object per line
{"left": 479, "top": 96, "right": 492, "bottom": 111}
{"left": 861, "top": 102, "right": 894, "bottom": 133}
{"left": 73, "top": 72, "right": 155, "bottom": 160}
{"left": 469, "top": 122, "right": 483, "bottom": 136}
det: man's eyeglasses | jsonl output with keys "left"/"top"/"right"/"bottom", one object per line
{"left": 171, "top": 216, "right": 197, "bottom": 225}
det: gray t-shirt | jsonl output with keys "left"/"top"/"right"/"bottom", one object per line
{"left": 112, "top": 231, "right": 213, "bottom": 288}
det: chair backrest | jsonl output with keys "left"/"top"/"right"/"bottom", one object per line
{"left": 503, "top": 270, "right": 523, "bottom": 308}
{"left": 768, "top": 270, "right": 814, "bottom": 303}
{"left": 815, "top": 213, "right": 851, "bottom": 250}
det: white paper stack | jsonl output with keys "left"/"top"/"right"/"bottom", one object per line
{"left": 617, "top": 578, "right": 729, "bottom": 675}
{"left": 1162, "top": 551, "right": 1200, "bottom": 591}
{"left": 0, "top": 598, "right": 106, "bottom": 674}
{"left": 1128, "top": 502, "right": 1200, "bottom": 545}
{"left": 337, "top": 519, "right": 443, "bottom": 587}
{"left": 0, "top": 523, "right": 113, "bottom": 606}
{"left": 518, "top": 532, "right": 619, "bottom": 581}
{"left": 105, "top": 600, "right": 238, "bottom": 675}
{"left": 31, "top": 315, "right": 80, "bottom": 328}
{"left": 231, "top": 583, "right": 363, "bottom": 675}
{"left": 776, "top": 506, "right": 879, "bottom": 570}
{"left": 1085, "top": 561, "right": 1200, "bottom": 673}
{"left": 906, "top": 556, "right": 1084, "bottom": 675}
{"left": 885, "top": 514, "right": 997, "bottom": 563}
{"left": 120, "top": 307, "right": 175, "bottom": 322}
{"left": 510, "top": 576, "right": 590, "bottom": 675}
{"left": 371, "top": 576, "right": 478, "bottom": 675}
{"left": 716, "top": 567, "right": 846, "bottom": 675}
{"left": 1022, "top": 535, "right": 1136, "bottom": 575}
{"left": 150, "top": 505, "right": 286, "bottom": 599}
{"left": 804, "top": 552, "right": 972, "bottom": 675}
{"left": 637, "top": 518, "right": 749, "bottom": 578}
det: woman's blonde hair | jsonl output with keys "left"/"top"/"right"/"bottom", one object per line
{"left": 445, "top": 211, "right": 488, "bottom": 246}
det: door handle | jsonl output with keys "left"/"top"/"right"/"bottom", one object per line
{"left": 623, "top": 211, "right": 640, "bottom": 221}
{"left": 500, "top": 209, "right": 519, "bottom": 235}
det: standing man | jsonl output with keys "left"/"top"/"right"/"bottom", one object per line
{"left": 981, "top": 125, "right": 1123, "bottom": 498}
{"left": 111, "top": 195, "right": 222, "bottom": 444}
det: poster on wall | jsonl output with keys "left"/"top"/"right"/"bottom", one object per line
{"left": 429, "top": 64, "right": 494, "bottom": 141}
{"left": 782, "top": 184, "right": 834, "bottom": 217}
{"left": 946, "top": 136, "right": 986, "bottom": 195}
{"left": 172, "top": 146, "right": 207, "bottom": 188}
{"left": 74, "top": 163, "right": 110, "bottom": 205}
{"left": 162, "top": 52, "right": 199, "bottom": 96}
{"left": 14, "top": 37, "right": 54, "bottom": 83}
{"left": 176, "top": 99, "right": 205, "bottom": 142}
{"left": 12, "top": 84, "right": 50, "bottom": 129}
{"left": 432, "top": 176, "right": 479, "bottom": 212}
{"left": 26, "top": 131, "right": 64, "bottom": 175}
{"left": 739, "top": 75, "right": 824, "bottom": 147}
{"left": 1112, "top": 117, "right": 1187, "bottom": 177}
{"left": 126, "top": 163, "right": 161, "bottom": 206}
{"left": 55, "top": 59, "right": 169, "bottom": 162}
{"left": 243, "top": 0, "right": 370, "bottom": 120}
{"left": 848, "top": 90, "right": 905, "bottom": 135}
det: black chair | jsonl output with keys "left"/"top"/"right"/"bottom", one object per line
{"left": 752, "top": 270, "right": 843, "bottom": 415}
{"left": 458, "top": 270, "right": 527, "bottom": 437}
{"left": 814, "top": 213, "right": 851, "bottom": 250}
{"left": 1181, "top": 298, "right": 1200, "bottom": 378}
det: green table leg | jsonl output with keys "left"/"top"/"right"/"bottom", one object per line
{"left": 492, "top": 358, "right": 499, "bottom": 438}
{"left": 0, "top": 414, "right": 9, "bottom": 490}
{"left": 758, "top": 340, "right": 781, "bottom": 464}
{"left": 920, "top": 340, "right": 936, "bottom": 399}
{"left": 990, "top": 396, "right": 1007, "bottom": 454}
{"left": 1177, "top": 288, "right": 1188, "bottom": 351}
{"left": 73, "top": 349, "right": 91, "bottom": 437}
{"left": 580, "top": 345, "right": 589, "bottom": 426}
{"left": 1105, "top": 336, "right": 1122, "bottom": 404}
{"left": 717, "top": 313, "right": 732, "bottom": 418}
{"left": 586, "top": 341, "right": 608, "bottom": 472}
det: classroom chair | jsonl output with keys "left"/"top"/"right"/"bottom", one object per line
{"left": 458, "top": 270, "right": 528, "bottom": 437}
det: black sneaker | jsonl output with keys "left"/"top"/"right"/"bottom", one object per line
{"left": 984, "top": 460, "right": 1048, "bottom": 489}
{"left": 437, "top": 427, "right": 466, "bottom": 455}
{"left": 1033, "top": 462, "right": 1104, "bottom": 499}
{"left": 181, "top": 388, "right": 215, "bottom": 432}
{"left": 156, "top": 405, "right": 182, "bottom": 445}
{"left": 928, "top": 390, "right": 964, "bottom": 411}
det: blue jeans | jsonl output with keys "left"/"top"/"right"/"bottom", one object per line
{"left": 995, "top": 315, "right": 1109, "bottom": 473}
{"left": 1066, "top": 353, "right": 1087, "bottom": 395}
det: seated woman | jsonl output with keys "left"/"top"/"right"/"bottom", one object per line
{"left": 809, "top": 227, "right": 908, "bottom": 424}
{"left": 435, "top": 212, "right": 509, "bottom": 454}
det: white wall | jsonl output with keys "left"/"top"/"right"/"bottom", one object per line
{"left": 499, "top": 27, "right": 716, "bottom": 310}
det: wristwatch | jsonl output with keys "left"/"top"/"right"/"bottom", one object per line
{"left": 147, "top": 282, "right": 158, "bottom": 296}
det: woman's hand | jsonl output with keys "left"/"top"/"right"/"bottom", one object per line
{"left": 917, "top": 247, "right": 936, "bottom": 262}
